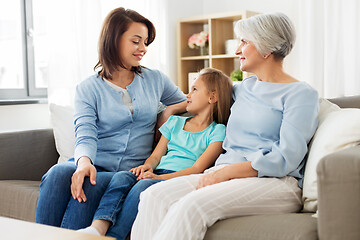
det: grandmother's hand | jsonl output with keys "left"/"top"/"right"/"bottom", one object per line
{"left": 71, "top": 156, "right": 97, "bottom": 203}
{"left": 196, "top": 167, "right": 230, "bottom": 189}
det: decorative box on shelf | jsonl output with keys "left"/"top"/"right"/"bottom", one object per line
{"left": 225, "top": 39, "right": 239, "bottom": 55}
{"left": 188, "top": 72, "right": 199, "bottom": 92}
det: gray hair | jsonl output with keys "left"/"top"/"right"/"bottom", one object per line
{"left": 235, "top": 13, "right": 296, "bottom": 59}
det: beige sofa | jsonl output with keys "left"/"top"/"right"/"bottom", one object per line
{"left": 0, "top": 96, "right": 359, "bottom": 240}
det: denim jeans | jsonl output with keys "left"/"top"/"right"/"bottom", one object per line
{"left": 35, "top": 159, "right": 116, "bottom": 229}
{"left": 96, "top": 169, "right": 174, "bottom": 240}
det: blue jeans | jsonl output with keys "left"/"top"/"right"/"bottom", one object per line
{"left": 35, "top": 160, "right": 116, "bottom": 229}
{"left": 95, "top": 169, "right": 174, "bottom": 240}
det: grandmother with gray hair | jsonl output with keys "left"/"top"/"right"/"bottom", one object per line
{"left": 131, "top": 13, "right": 319, "bottom": 240}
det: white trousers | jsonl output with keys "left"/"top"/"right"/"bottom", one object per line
{"left": 131, "top": 167, "right": 302, "bottom": 240}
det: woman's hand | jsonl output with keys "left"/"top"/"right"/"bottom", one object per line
{"left": 130, "top": 164, "right": 153, "bottom": 180}
{"left": 137, "top": 171, "right": 162, "bottom": 180}
{"left": 196, "top": 167, "right": 231, "bottom": 189}
{"left": 197, "top": 162, "right": 258, "bottom": 189}
{"left": 71, "top": 156, "right": 97, "bottom": 203}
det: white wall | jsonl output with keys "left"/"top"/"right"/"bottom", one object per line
{"left": 144, "top": 0, "right": 205, "bottom": 84}
{"left": 0, "top": 103, "right": 51, "bottom": 132}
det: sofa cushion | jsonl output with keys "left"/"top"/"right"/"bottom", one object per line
{"left": 303, "top": 99, "right": 360, "bottom": 212}
{"left": 49, "top": 103, "right": 75, "bottom": 163}
{"left": 0, "top": 129, "right": 59, "bottom": 181}
{"left": 0, "top": 180, "right": 40, "bottom": 222}
{"left": 204, "top": 213, "right": 317, "bottom": 240}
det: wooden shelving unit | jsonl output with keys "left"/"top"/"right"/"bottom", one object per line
{"left": 177, "top": 11, "right": 258, "bottom": 93}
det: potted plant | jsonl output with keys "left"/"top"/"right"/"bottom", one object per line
{"left": 230, "top": 69, "right": 243, "bottom": 82}
{"left": 188, "top": 31, "right": 209, "bottom": 55}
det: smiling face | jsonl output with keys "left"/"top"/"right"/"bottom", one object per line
{"left": 235, "top": 39, "right": 265, "bottom": 73}
{"left": 186, "top": 77, "right": 212, "bottom": 114}
{"left": 119, "top": 22, "right": 148, "bottom": 69}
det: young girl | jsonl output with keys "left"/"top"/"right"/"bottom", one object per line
{"left": 78, "top": 68, "right": 233, "bottom": 239}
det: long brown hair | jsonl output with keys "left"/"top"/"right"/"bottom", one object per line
{"left": 94, "top": 8, "right": 156, "bottom": 80}
{"left": 198, "top": 68, "right": 233, "bottom": 125}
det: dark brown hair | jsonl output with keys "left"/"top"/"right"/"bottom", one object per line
{"left": 94, "top": 8, "right": 156, "bottom": 80}
{"left": 198, "top": 68, "right": 233, "bottom": 125}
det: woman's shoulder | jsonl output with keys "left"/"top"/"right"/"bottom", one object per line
{"left": 77, "top": 73, "right": 102, "bottom": 89}
{"left": 74, "top": 74, "right": 105, "bottom": 101}
{"left": 234, "top": 75, "right": 256, "bottom": 87}
{"left": 241, "top": 75, "right": 257, "bottom": 84}
{"left": 284, "top": 81, "right": 318, "bottom": 107}
{"left": 139, "top": 67, "right": 170, "bottom": 86}
{"left": 289, "top": 81, "right": 318, "bottom": 98}
{"left": 233, "top": 75, "right": 256, "bottom": 95}
{"left": 140, "top": 67, "right": 162, "bottom": 79}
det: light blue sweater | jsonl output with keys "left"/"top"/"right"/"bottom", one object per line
{"left": 215, "top": 76, "right": 319, "bottom": 187}
{"left": 74, "top": 68, "right": 186, "bottom": 172}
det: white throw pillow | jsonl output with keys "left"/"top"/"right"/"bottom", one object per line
{"left": 302, "top": 98, "right": 360, "bottom": 212}
{"left": 49, "top": 103, "right": 75, "bottom": 163}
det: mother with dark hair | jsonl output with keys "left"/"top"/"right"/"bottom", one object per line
{"left": 35, "top": 7, "right": 186, "bottom": 239}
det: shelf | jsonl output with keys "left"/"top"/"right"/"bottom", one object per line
{"left": 181, "top": 55, "right": 238, "bottom": 60}
{"left": 181, "top": 56, "right": 210, "bottom": 60}
{"left": 177, "top": 11, "right": 259, "bottom": 93}
{"left": 211, "top": 54, "right": 238, "bottom": 59}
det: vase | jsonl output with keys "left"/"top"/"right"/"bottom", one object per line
{"left": 200, "top": 46, "right": 208, "bottom": 56}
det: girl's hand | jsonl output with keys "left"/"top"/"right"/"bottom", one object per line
{"left": 196, "top": 167, "right": 230, "bottom": 189}
{"left": 137, "top": 171, "right": 162, "bottom": 180}
{"left": 71, "top": 156, "right": 97, "bottom": 203}
{"left": 130, "top": 164, "right": 153, "bottom": 177}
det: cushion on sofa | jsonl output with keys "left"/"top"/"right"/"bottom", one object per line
{"left": 204, "top": 213, "right": 317, "bottom": 240}
{"left": 302, "top": 98, "right": 360, "bottom": 212}
{"left": 0, "top": 180, "right": 40, "bottom": 222}
{"left": 0, "top": 129, "right": 59, "bottom": 181}
{"left": 49, "top": 103, "right": 75, "bottom": 163}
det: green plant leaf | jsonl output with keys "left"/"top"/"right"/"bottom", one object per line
{"left": 230, "top": 69, "right": 243, "bottom": 81}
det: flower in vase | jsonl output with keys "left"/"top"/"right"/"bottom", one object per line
{"left": 188, "top": 31, "right": 209, "bottom": 49}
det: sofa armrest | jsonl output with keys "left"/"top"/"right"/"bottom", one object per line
{"left": 328, "top": 95, "right": 360, "bottom": 109}
{"left": 0, "top": 129, "right": 59, "bottom": 181}
{"left": 316, "top": 145, "right": 360, "bottom": 240}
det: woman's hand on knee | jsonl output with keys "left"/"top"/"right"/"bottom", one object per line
{"left": 196, "top": 169, "right": 229, "bottom": 189}
{"left": 71, "top": 156, "right": 97, "bottom": 202}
